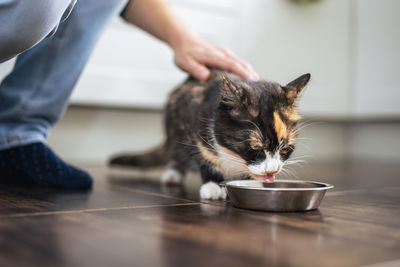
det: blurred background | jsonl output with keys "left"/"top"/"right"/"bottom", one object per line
{"left": 0, "top": 0, "right": 399, "bottom": 166}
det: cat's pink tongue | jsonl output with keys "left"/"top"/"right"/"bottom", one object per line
{"left": 263, "top": 175, "right": 275, "bottom": 183}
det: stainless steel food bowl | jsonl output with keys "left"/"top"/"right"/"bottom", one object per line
{"left": 223, "top": 180, "right": 333, "bottom": 212}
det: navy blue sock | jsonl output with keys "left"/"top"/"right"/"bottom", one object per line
{"left": 0, "top": 142, "right": 92, "bottom": 189}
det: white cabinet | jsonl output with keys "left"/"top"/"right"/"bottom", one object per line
{"left": 69, "top": 0, "right": 242, "bottom": 109}
{"left": 70, "top": 0, "right": 356, "bottom": 117}
{"left": 235, "top": 0, "right": 353, "bottom": 117}
{"left": 0, "top": 0, "right": 398, "bottom": 118}
{"left": 354, "top": 0, "right": 400, "bottom": 117}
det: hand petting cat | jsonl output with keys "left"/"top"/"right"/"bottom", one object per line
{"left": 122, "top": 0, "right": 258, "bottom": 81}
{"left": 170, "top": 31, "right": 259, "bottom": 81}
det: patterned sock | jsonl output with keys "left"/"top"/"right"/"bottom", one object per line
{"left": 0, "top": 142, "right": 92, "bottom": 189}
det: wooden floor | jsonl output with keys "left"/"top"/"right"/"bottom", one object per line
{"left": 0, "top": 161, "right": 399, "bottom": 267}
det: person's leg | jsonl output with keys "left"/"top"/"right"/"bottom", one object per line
{"left": 0, "top": 0, "right": 77, "bottom": 63}
{"left": 0, "top": 0, "right": 128, "bottom": 188}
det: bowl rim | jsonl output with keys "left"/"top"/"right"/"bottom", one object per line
{"left": 224, "top": 179, "right": 334, "bottom": 191}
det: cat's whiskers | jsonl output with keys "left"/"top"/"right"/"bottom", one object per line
{"left": 278, "top": 168, "right": 297, "bottom": 179}
{"left": 217, "top": 150, "right": 248, "bottom": 166}
{"left": 278, "top": 168, "right": 289, "bottom": 177}
{"left": 235, "top": 128, "right": 254, "bottom": 133}
{"left": 241, "top": 119, "right": 262, "bottom": 137}
{"left": 286, "top": 167, "right": 299, "bottom": 179}
{"left": 237, "top": 139, "right": 255, "bottom": 144}
{"left": 290, "top": 121, "right": 321, "bottom": 136}
{"left": 284, "top": 159, "right": 307, "bottom": 165}
{"left": 283, "top": 155, "right": 311, "bottom": 173}
{"left": 281, "top": 164, "right": 298, "bottom": 176}
{"left": 194, "top": 134, "right": 249, "bottom": 167}
{"left": 197, "top": 131, "right": 217, "bottom": 149}
{"left": 295, "top": 142, "right": 312, "bottom": 152}
{"left": 200, "top": 122, "right": 251, "bottom": 168}
{"left": 296, "top": 137, "right": 312, "bottom": 141}
{"left": 297, "top": 120, "right": 320, "bottom": 128}
{"left": 278, "top": 140, "right": 286, "bottom": 151}
{"left": 226, "top": 169, "right": 250, "bottom": 177}
{"left": 287, "top": 155, "right": 312, "bottom": 161}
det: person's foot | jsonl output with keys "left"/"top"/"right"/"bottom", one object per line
{"left": 0, "top": 142, "right": 93, "bottom": 189}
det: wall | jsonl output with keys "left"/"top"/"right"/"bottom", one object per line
{"left": 47, "top": 107, "right": 164, "bottom": 164}
{"left": 348, "top": 122, "right": 400, "bottom": 162}
{"left": 47, "top": 107, "right": 400, "bottom": 165}
{"left": 353, "top": 0, "right": 400, "bottom": 117}
{"left": 237, "top": 0, "right": 353, "bottom": 117}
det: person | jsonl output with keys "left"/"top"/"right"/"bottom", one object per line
{"left": 0, "top": 0, "right": 258, "bottom": 189}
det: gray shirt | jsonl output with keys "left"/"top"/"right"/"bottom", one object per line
{"left": 0, "top": 0, "right": 76, "bottom": 63}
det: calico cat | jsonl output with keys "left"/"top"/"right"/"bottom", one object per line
{"left": 109, "top": 69, "right": 310, "bottom": 200}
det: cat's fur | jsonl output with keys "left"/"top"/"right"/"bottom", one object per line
{"left": 109, "top": 69, "right": 310, "bottom": 200}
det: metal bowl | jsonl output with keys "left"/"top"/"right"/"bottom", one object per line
{"left": 223, "top": 180, "right": 333, "bottom": 212}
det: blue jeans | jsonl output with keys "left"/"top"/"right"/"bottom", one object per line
{"left": 0, "top": 0, "right": 128, "bottom": 150}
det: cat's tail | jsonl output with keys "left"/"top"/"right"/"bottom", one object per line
{"left": 108, "top": 143, "right": 170, "bottom": 168}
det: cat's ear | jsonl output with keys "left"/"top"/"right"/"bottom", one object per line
{"left": 220, "top": 77, "right": 245, "bottom": 107}
{"left": 284, "top": 73, "right": 310, "bottom": 105}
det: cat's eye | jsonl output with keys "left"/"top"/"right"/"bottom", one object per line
{"left": 280, "top": 148, "right": 289, "bottom": 155}
{"left": 250, "top": 143, "right": 263, "bottom": 151}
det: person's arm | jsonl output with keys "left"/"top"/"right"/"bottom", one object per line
{"left": 122, "top": 0, "right": 258, "bottom": 81}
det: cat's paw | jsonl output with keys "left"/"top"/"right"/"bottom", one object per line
{"left": 161, "top": 169, "right": 183, "bottom": 185}
{"left": 200, "top": 182, "right": 227, "bottom": 200}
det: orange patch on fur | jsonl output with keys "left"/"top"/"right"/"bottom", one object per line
{"left": 282, "top": 107, "right": 301, "bottom": 122}
{"left": 273, "top": 111, "right": 288, "bottom": 140}
{"left": 197, "top": 141, "right": 247, "bottom": 178}
{"left": 197, "top": 142, "right": 219, "bottom": 167}
{"left": 288, "top": 110, "right": 301, "bottom": 121}
{"left": 197, "top": 141, "right": 244, "bottom": 167}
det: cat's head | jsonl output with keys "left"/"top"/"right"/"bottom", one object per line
{"left": 214, "top": 73, "right": 310, "bottom": 182}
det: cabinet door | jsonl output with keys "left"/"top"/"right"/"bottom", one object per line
{"left": 70, "top": 0, "right": 240, "bottom": 109}
{"left": 354, "top": 0, "right": 400, "bottom": 117}
{"left": 234, "top": 0, "right": 352, "bottom": 117}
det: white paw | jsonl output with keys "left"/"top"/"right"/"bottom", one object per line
{"left": 200, "top": 182, "right": 227, "bottom": 200}
{"left": 161, "top": 169, "right": 183, "bottom": 185}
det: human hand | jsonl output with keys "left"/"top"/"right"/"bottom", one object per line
{"left": 122, "top": 0, "right": 257, "bottom": 81}
{"left": 170, "top": 32, "right": 259, "bottom": 81}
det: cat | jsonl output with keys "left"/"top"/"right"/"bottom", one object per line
{"left": 109, "top": 69, "right": 310, "bottom": 200}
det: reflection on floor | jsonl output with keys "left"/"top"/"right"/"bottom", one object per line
{"left": 0, "top": 161, "right": 399, "bottom": 267}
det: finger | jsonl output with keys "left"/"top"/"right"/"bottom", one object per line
{"left": 241, "top": 62, "right": 259, "bottom": 80}
{"left": 180, "top": 57, "right": 210, "bottom": 81}
{"left": 219, "top": 47, "right": 235, "bottom": 57}
{"left": 218, "top": 47, "right": 259, "bottom": 80}
{"left": 201, "top": 53, "right": 251, "bottom": 80}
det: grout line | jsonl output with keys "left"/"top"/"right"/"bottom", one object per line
{"left": 109, "top": 183, "right": 197, "bottom": 203}
{"left": 0, "top": 202, "right": 201, "bottom": 219}
{"left": 110, "top": 184, "right": 231, "bottom": 208}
